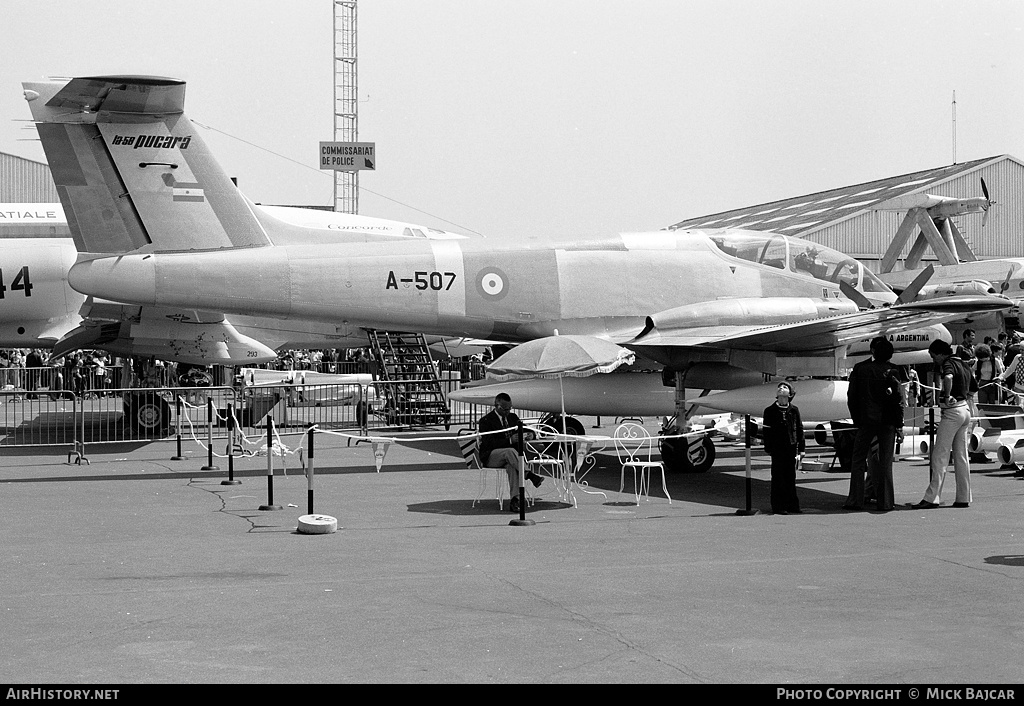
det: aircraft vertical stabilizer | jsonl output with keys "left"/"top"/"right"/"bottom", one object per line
{"left": 24, "top": 76, "right": 271, "bottom": 255}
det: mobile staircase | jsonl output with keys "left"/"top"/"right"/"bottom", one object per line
{"left": 366, "top": 330, "right": 451, "bottom": 429}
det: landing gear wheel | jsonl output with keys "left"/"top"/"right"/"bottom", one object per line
{"left": 126, "top": 393, "right": 171, "bottom": 436}
{"left": 660, "top": 434, "right": 716, "bottom": 473}
{"left": 540, "top": 414, "right": 585, "bottom": 437}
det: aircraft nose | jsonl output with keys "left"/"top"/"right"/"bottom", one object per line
{"left": 68, "top": 255, "right": 157, "bottom": 305}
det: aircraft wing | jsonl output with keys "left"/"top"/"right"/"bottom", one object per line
{"left": 628, "top": 294, "right": 1010, "bottom": 353}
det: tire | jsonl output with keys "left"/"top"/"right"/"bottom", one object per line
{"left": 539, "top": 414, "right": 585, "bottom": 437}
{"left": 125, "top": 393, "right": 171, "bottom": 436}
{"left": 660, "top": 434, "right": 716, "bottom": 473}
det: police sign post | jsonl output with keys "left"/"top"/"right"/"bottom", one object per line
{"left": 318, "top": 142, "right": 376, "bottom": 171}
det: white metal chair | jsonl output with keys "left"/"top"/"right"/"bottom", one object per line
{"left": 613, "top": 423, "right": 672, "bottom": 505}
{"left": 526, "top": 423, "right": 574, "bottom": 505}
{"left": 458, "top": 435, "right": 531, "bottom": 509}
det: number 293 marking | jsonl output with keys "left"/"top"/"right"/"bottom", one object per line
{"left": 385, "top": 270, "right": 456, "bottom": 291}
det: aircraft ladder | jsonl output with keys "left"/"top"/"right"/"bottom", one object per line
{"left": 366, "top": 330, "right": 452, "bottom": 429}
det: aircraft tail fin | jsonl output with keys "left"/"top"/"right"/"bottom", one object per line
{"left": 23, "top": 76, "right": 271, "bottom": 255}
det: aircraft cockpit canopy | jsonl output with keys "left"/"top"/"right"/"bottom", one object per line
{"left": 708, "top": 232, "right": 891, "bottom": 294}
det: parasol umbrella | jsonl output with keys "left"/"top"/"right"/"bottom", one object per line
{"left": 485, "top": 333, "right": 636, "bottom": 424}
{"left": 486, "top": 333, "right": 635, "bottom": 511}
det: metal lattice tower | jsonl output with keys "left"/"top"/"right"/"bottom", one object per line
{"left": 334, "top": 1, "right": 358, "bottom": 214}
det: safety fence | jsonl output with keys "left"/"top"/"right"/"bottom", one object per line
{"left": 0, "top": 378, "right": 497, "bottom": 455}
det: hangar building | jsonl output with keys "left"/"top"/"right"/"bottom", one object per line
{"left": 668, "top": 154, "right": 1024, "bottom": 270}
{"left": 0, "top": 151, "right": 68, "bottom": 239}
{"left": 1, "top": 151, "right": 58, "bottom": 201}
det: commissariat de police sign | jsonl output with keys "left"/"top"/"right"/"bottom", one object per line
{"left": 319, "top": 142, "right": 376, "bottom": 171}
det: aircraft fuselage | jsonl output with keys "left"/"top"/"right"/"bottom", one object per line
{"left": 68, "top": 230, "right": 887, "bottom": 346}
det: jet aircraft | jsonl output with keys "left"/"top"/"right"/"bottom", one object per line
{"left": 22, "top": 75, "right": 1012, "bottom": 469}
{"left": 0, "top": 202, "right": 484, "bottom": 361}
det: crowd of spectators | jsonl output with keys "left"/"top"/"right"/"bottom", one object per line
{"left": 0, "top": 345, "right": 489, "bottom": 398}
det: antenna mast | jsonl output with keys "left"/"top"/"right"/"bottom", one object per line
{"left": 334, "top": 1, "right": 358, "bottom": 214}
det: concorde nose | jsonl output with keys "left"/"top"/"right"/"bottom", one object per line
{"left": 68, "top": 255, "right": 157, "bottom": 305}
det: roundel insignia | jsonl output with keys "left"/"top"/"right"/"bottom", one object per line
{"left": 476, "top": 268, "right": 509, "bottom": 300}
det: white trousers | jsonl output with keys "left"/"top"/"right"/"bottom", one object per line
{"left": 925, "top": 403, "right": 972, "bottom": 504}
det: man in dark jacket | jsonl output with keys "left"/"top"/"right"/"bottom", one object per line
{"left": 846, "top": 337, "right": 905, "bottom": 512}
{"left": 478, "top": 393, "right": 543, "bottom": 512}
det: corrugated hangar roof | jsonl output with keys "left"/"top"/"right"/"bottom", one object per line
{"left": 667, "top": 155, "right": 1008, "bottom": 236}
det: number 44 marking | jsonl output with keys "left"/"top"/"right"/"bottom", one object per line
{"left": 0, "top": 267, "right": 33, "bottom": 298}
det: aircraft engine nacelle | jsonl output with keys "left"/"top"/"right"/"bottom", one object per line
{"left": 997, "top": 437, "right": 1024, "bottom": 466}
{"left": 651, "top": 297, "right": 859, "bottom": 331}
{"left": 968, "top": 426, "right": 1022, "bottom": 454}
{"left": 916, "top": 281, "right": 996, "bottom": 300}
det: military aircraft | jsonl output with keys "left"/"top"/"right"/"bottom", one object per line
{"left": 22, "top": 75, "right": 1012, "bottom": 469}
{"left": 0, "top": 200, "right": 486, "bottom": 360}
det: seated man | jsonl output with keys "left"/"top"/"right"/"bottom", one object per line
{"left": 478, "top": 393, "right": 543, "bottom": 512}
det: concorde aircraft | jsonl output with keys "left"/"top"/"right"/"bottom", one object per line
{"left": 22, "top": 75, "right": 1012, "bottom": 469}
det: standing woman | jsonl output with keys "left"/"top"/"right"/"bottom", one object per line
{"left": 911, "top": 340, "right": 973, "bottom": 509}
{"left": 975, "top": 344, "right": 1003, "bottom": 405}
{"left": 762, "top": 382, "right": 806, "bottom": 515}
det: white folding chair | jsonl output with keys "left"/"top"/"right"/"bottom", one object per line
{"left": 613, "top": 423, "right": 672, "bottom": 505}
{"left": 458, "top": 435, "right": 531, "bottom": 509}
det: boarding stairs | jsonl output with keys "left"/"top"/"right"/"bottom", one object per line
{"left": 366, "top": 330, "right": 451, "bottom": 429}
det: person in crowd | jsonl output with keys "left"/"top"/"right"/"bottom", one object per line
{"left": 845, "top": 337, "right": 904, "bottom": 512}
{"left": 761, "top": 382, "right": 805, "bottom": 515}
{"left": 911, "top": 340, "right": 973, "bottom": 509}
{"left": 9, "top": 349, "right": 24, "bottom": 391}
{"left": 999, "top": 341, "right": 1024, "bottom": 404}
{"left": 956, "top": 331, "right": 979, "bottom": 431}
{"left": 25, "top": 348, "right": 44, "bottom": 399}
{"left": 477, "top": 393, "right": 543, "bottom": 513}
{"left": 975, "top": 344, "right": 1004, "bottom": 405}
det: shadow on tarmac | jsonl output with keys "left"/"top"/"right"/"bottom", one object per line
{"left": 407, "top": 498, "right": 572, "bottom": 516}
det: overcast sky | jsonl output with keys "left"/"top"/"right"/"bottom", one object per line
{"left": 2, "top": 0, "right": 1023, "bottom": 240}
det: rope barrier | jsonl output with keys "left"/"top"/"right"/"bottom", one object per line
{"left": 171, "top": 391, "right": 1024, "bottom": 474}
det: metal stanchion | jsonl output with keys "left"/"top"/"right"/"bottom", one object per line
{"left": 259, "top": 415, "right": 282, "bottom": 511}
{"left": 201, "top": 396, "right": 219, "bottom": 471}
{"left": 296, "top": 425, "right": 338, "bottom": 534}
{"left": 170, "top": 395, "right": 185, "bottom": 460}
{"left": 306, "top": 425, "right": 315, "bottom": 514}
{"left": 68, "top": 391, "right": 89, "bottom": 465}
{"left": 222, "top": 402, "right": 241, "bottom": 486}
{"left": 928, "top": 405, "right": 936, "bottom": 478}
{"left": 510, "top": 421, "right": 535, "bottom": 527}
{"left": 736, "top": 414, "right": 758, "bottom": 515}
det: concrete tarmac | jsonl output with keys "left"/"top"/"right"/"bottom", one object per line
{"left": 1, "top": 420, "right": 1022, "bottom": 685}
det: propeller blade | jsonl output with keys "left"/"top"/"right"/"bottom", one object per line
{"left": 839, "top": 280, "right": 873, "bottom": 309}
{"left": 983, "top": 208, "right": 991, "bottom": 227}
{"left": 1000, "top": 266, "right": 1014, "bottom": 293}
{"left": 895, "top": 264, "right": 935, "bottom": 305}
{"left": 981, "top": 177, "right": 990, "bottom": 201}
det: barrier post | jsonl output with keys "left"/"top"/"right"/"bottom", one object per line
{"left": 259, "top": 415, "right": 282, "bottom": 511}
{"left": 306, "top": 425, "right": 315, "bottom": 515}
{"left": 170, "top": 395, "right": 184, "bottom": 460}
{"left": 222, "top": 402, "right": 241, "bottom": 486}
{"left": 510, "top": 421, "right": 535, "bottom": 527}
{"left": 201, "top": 396, "right": 219, "bottom": 471}
{"left": 68, "top": 391, "right": 90, "bottom": 465}
{"left": 928, "top": 406, "right": 935, "bottom": 479}
{"left": 736, "top": 414, "right": 758, "bottom": 515}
